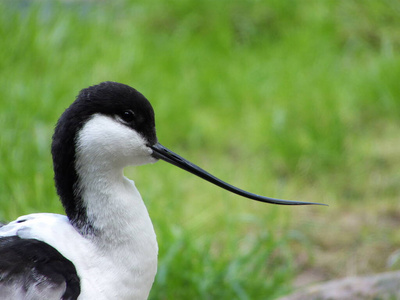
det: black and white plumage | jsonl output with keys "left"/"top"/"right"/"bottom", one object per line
{"left": 0, "top": 82, "right": 324, "bottom": 300}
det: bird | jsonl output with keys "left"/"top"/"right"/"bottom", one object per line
{"left": 0, "top": 81, "right": 325, "bottom": 299}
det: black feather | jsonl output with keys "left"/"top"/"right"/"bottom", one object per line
{"left": 0, "top": 236, "right": 80, "bottom": 300}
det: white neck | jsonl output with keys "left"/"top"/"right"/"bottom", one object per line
{"left": 78, "top": 165, "right": 158, "bottom": 299}
{"left": 79, "top": 165, "right": 156, "bottom": 249}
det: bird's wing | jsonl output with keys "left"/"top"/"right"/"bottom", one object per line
{"left": 0, "top": 236, "right": 80, "bottom": 300}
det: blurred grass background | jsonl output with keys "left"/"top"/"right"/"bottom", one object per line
{"left": 0, "top": 0, "right": 399, "bottom": 299}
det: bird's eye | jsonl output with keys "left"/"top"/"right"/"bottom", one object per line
{"left": 120, "top": 110, "right": 135, "bottom": 123}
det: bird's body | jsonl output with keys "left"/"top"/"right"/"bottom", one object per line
{"left": 1, "top": 212, "right": 156, "bottom": 299}
{"left": 1, "top": 212, "right": 156, "bottom": 300}
{"left": 0, "top": 82, "right": 323, "bottom": 299}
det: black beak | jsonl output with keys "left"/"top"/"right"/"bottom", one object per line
{"left": 150, "top": 142, "right": 326, "bottom": 206}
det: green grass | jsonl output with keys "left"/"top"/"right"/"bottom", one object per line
{"left": 1, "top": 0, "right": 400, "bottom": 298}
